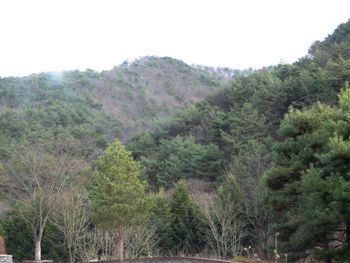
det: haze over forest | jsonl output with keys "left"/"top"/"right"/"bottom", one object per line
{"left": 1, "top": 15, "right": 350, "bottom": 263}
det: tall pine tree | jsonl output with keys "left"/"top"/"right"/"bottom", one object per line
{"left": 90, "top": 139, "right": 149, "bottom": 261}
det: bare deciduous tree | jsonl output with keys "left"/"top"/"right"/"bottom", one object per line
{"left": 4, "top": 142, "right": 86, "bottom": 261}
{"left": 51, "top": 186, "right": 90, "bottom": 263}
{"left": 203, "top": 174, "right": 245, "bottom": 259}
{"left": 242, "top": 183, "right": 274, "bottom": 259}
{"left": 204, "top": 198, "right": 244, "bottom": 258}
{"left": 76, "top": 224, "right": 157, "bottom": 262}
{"left": 230, "top": 141, "right": 275, "bottom": 259}
{"left": 123, "top": 223, "right": 157, "bottom": 259}
{"left": 77, "top": 229, "right": 118, "bottom": 262}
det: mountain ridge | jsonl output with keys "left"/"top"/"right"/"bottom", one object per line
{"left": 0, "top": 56, "right": 247, "bottom": 159}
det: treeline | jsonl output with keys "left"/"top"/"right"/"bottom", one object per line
{"left": 1, "top": 18, "right": 350, "bottom": 263}
{"left": 0, "top": 140, "right": 259, "bottom": 262}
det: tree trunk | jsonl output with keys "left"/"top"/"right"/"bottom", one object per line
{"left": 68, "top": 246, "right": 74, "bottom": 263}
{"left": 35, "top": 239, "right": 41, "bottom": 261}
{"left": 346, "top": 220, "right": 350, "bottom": 244}
{"left": 118, "top": 229, "right": 124, "bottom": 261}
{"left": 323, "top": 240, "right": 332, "bottom": 263}
{"left": 33, "top": 224, "right": 44, "bottom": 262}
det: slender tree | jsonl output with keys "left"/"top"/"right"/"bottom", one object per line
{"left": 90, "top": 139, "right": 149, "bottom": 261}
{"left": 51, "top": 186, "right": 90, "bottom": 263}
{"left": 230, "top": 140, "right": 274, "bottom": 259}
{"left": 204, "top": 174, "right": 245, "bottom": 259}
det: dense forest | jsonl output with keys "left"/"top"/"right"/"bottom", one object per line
{"left": 1, "top": 18, "right": 350, "bottom": 263}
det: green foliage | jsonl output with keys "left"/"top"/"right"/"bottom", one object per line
{"left": 128, "top": 21, "right": 350, "bottom": 199}
{"left": 41, "top": 222, "right": 68, "bottom": 262}
{"left": 90, "top": 139, "right": 149, "bottom": 230}
{"left": 309, "top": 18, "right": 350, "bottom": 62}
{"left": 210, "top": 102, "right": 271, "bottom": 156}
{"left": 0, "top": 72, "right": 125, "bottom": 160}
{"left": 0, "top": 110, "right": 26, "bottom": 139}
{"left": 141, "top": 136, "right": 224, "bottom": 189}
{"left": 162, "top": 105, "right": 203, "bottom": 137}
{"left": 1, "top": 211, "right": 67, "bottom": 262}
{"left": 229, "top": 140, "right": 274, "bottom": 258}
{"left": 168, "top": 181, "right": 205, "bottom": 254}
{"left": 215, "top": 174, "right": 243, "bottom": 213}
{"left": 0, "top": 55, "right": 224, "bottom": 162}
{"left": 149, "top": 188, "right": 173, "bottom": 254}
{"left": 199, "top": 74, "right": 221, "bottom": 87}
{"left": 1, "top": 19, "right": 350, "bottom": 261}
{"left": 265, "top": 86, "right": 350, "bottom": 261}
{"left": 1, "top": 212, "right": 33, "bottom": 261}
{"left": 229, "top": 140, "right": 271, "bottom": 181}
{"left": 126, "top": 131, "right": 156, "bottom": 160}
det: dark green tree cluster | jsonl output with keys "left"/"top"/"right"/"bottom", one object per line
{"left": 150, "top": 181, "right": 205, "bottom": 256}
{"left": 138, "top": 136, "right": 224, "bottom": 189}
{"left": 265, "top": 85, "right": 350, "bottom": 262}
{"left": 0, "top": 211, "right": 67, "bottom": 262}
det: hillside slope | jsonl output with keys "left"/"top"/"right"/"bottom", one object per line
{"left": 127, "top": 19, "right": 350, "bottom": 189}
{"left": 0, "top": 56, "right": 242, "bottom": 158}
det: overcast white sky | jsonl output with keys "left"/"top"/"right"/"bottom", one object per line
{"left": 0, "top": 0, "right": 350, "bottom": 77}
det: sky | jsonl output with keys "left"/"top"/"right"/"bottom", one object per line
{"left": 0, "top": 0, "right": 350, "bottom": 77}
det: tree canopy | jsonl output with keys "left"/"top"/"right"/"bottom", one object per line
{"left": 265, "top": 84, "right": 350, "bottom": 262}
{"left": 90, "top": 139, "right": 149, "bottom": 261}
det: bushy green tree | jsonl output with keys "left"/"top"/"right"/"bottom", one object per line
{"left": 141, "top": 136, "right": 223, "bottom": 189}
{"left": 90, "top": 139, "right": 149, "bottom": 261}
{"left": 210, "top": 103, "right": 271, "bottom": 157}
{"left": 149, "top": 188, "right": 174, "bottom": 254}
{"left": 265, "top": 85, "right": 350, "bottom": 262}
{"left": 126, "top": 131, "right": 156, "bottom": 160}
{"left": 168, "top": 181, "right": 205, "bottom": 255}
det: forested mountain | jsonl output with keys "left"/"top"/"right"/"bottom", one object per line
{"left": 125, "top": 18, "right": 350, "bottom": 261}
{"left": 0, "top": 56, "right": 240, "bottom": 160}
{"left": 1, "top": 18, "right": 350, "bottom": 263}
{"left": 128, "top": 19, "right": 350, "bottom": 189}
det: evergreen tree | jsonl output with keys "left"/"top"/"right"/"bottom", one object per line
{"left": 90, "top": 139, "right": 149, "bottom": 261}
{"left": 210, "top": 102, "right": 270, "bottom": 158}
{"left": 141, "top": 136, "right": 223, "bottom": 189}
{"left": 1, "top": 210, "right": 68, "bottom": 262}
{"left": 0, "top": 212, "right": 34, "bottom": 261}
{"left": 265, "top": 85, "right": 350, "bottom": 262}
{"left": 149, "top": 188, "right": 174, "bottom": 255}
{"left": 168, "top": 181, "right": 205, "bottom": 255}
